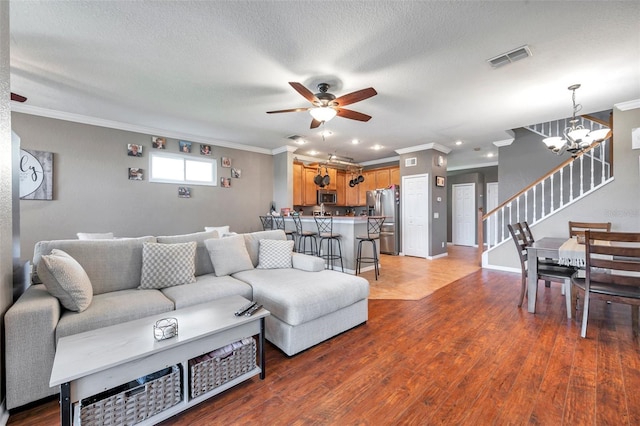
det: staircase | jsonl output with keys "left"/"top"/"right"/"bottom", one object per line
{"left": 479, "top": 115, "right": 613, "bottom": 263}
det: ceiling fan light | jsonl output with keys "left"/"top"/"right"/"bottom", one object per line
{"left": 309, "top": 107, "right": 337, "bottom": 122}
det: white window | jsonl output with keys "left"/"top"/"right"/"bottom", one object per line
{"left": 149, "top": 151, "right": 217, "bottom": 186}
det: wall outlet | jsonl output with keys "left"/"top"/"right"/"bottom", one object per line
{"left": 442, "top": 242, "right": 445, "bottom": 248}
{"left": 434, "top": 212, "right": 439, "bottom": 219}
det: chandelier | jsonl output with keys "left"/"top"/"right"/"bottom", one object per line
{"left": 542, "top": 84, "right": 610, "bottom": 156}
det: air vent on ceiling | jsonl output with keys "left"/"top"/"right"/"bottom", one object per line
{"left": 487, "top": 45, "right": 532, "bottom": 68}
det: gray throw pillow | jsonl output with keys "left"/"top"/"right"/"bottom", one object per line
{"left": 257, "top": 239, "right": 294, "bottom": 269}
{"left": 38, "top": 249, "right": 93, "bottom": 312}
{"left": 204, "top": 235, "right": 254, "bottom": 276}
{"left": 139, "top": 242, "right": 197, "bottom": 289}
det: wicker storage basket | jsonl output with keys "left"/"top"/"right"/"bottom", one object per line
{"left": 80, "top": 365, "right": 182, "bottom": 426}
{"left": 189, "top": 338, "right": 257, "bottom": 398}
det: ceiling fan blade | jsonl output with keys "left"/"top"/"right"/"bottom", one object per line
{"left": 334, "top": 87, "right": 377, "bottom": 107}
{"left": 310, "top": 118, "right": 322, "bottom": 129}
{"left": 11, "top": 92, "right": 27, "bottom": 102}
{"left": 336, "top": 108, "right": 372, "bottom": 122}
{"left": 267, "top": 107, "right": 310, "bottom": 114}
{"left": 289, "top": 82, "right": 319, "bottom": 104}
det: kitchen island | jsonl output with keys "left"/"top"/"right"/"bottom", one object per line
{"left": 288, "top": 215, "right": 380, "bottom": 274}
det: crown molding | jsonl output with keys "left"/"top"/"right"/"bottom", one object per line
{"left": 395, "top": 143, "right": 452, "bottom": 155}
{"left": 615, "top": 99, "right": 640, "bottom": 111}
{"left": 493, "top": 138, "right": 514, "bottom": 147}
{"left": 360, "top": 156, "right": 400, "bottom": 166}
{"left": 447, "top": 160, "right": 499, "bottom": 171}
{"left": 10, "top": 103, "right": 273, "bottom": 155}
{"left": 271, "top": 145, "right": 299, "bottom": 155}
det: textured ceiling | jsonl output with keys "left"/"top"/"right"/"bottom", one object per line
{"left": 8, "top": 1, "right": 640, "bottom": 169}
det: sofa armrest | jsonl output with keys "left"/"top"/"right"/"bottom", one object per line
{"left": 292, "top": 253, "right": 325, "bottom": 272}
{"left": 4, "top": 284, "right": 61, "bottom": 409}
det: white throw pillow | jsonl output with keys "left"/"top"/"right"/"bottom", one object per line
{"left": 204, "top": 226, "right": 230, "bottom": 236}
{"left": 257, "top": 239, "right": 294, "bottom": 269}
{"left": 77, "top": 232, "right": 114, "bottom": 240}
{"left": 204, "top": 235, "right": 254, "bottom": 276}
{"left": 38, "top": 249, "right": 93, "bottom": 312}
{"left": 139, "top": 242, "right": 197, "bottom": 289}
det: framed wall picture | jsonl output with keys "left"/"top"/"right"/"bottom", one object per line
{"left": 435, "top": 176, "right": 445, "bottom": 187}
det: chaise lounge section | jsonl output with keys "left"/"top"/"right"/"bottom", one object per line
{"left": 4, "top": 229, "right": 369, "bottom": 409}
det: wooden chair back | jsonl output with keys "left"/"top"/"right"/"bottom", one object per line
{"left": 578, "top": 230, "right": 640, "bottom": 337}
{"left": 507, "top": 223, "right": 529, "bottom": 273}
{"left": 569, "top": 221, "right": 611, "bottom": 238}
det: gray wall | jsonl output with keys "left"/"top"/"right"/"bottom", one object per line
{"left": 399, "top": 149, "right": 447, "bottom": 257}
{"left": 497, "top": 128, "right": 566, "bottom": 203}
{"left": 487, "top": 106, "right": 640, "bottom": 270}
{"left": 12, "top": 113, "right": 275, "bottom": 263}
{"left": 0, "top": 0, "right": 13, "bottom": 409}
{"left": 272, "top": 150, "right": 292, "bottom": 214}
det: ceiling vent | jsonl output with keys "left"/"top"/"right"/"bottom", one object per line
{"left": 487, "top": 45, "right": 532, "bottom": 68}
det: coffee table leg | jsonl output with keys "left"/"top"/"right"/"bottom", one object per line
{"left": 259, "top": 317, "right": 266, "bottom": 379}
{"left": 60, "top": 382, "right": 71, "bottom": 426}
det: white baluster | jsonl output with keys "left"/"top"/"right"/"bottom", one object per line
{"left": 532, "top": 186, "right": 537, "bottom": 222}
{"left": 569, "top": 162, "right": 574, "bottom": 202}
{"left": 560, "top": 167, "right": 564, "bottom": 207}
{"left": 580, "top": 155, "right": 584, "bottom": 196}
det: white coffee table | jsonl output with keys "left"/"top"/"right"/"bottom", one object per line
{"left": 50, "top": 295, "right": 269, "bottom": 426}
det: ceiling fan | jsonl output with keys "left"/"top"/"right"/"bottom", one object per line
{"left": 267, "top": 82, "right": 377, "bottom": 129}
{"left": 11, "top": 93, "right": 27, "bottom": 102}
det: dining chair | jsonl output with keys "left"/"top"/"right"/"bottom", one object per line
{"left": 571, "top": 230, "right": 640, "bottom": 338}
{"left": 518, "top": 221, "right": 565, "bottom": 286}
{"left": 568, "top": 221, "right": 611, "bottom": 239}
{"left": 507, "top": 223, "right": 576, "bottom": 315}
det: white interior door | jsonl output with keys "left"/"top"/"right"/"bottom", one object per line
{"left": 452, "top": 183, "right": 476, "bottom": 246}
{"left": 486, "top": 182, "right": 499, "bottom": 246}
{"left": 402, "top": 174, "right": 428, "bottom": 258}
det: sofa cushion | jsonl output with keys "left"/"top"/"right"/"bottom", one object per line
{"left": 291, "top": 253, "right": 325, "bottom": 272}
{"left": 33, "top": 236, "right": 156, "bottom": 295}
{"left": 205, "top": 235, "right": 254, "bottom": 276}
{"left": 157, "top": 231, "right": 219, "bottom": 276}
{"left": 38, "top": 249, "right": 93, "bottom": 312}
{"left": 56, "top": 289, "right": 174, "bottom": 340}
{"left": 77, "top": 232, "right": 114, "bottom": 240}
{"left": 257, "top": 239, "right": 294, "bottom": 269}
{"left": 139, "top": 242, "right": 197, "bottom": 289}
{"left": 243, "top": 230, "right": 286, "bottom": 267}
{"left": 161, "top": 274, "right": 253, "bottom": 309}
{"left": 232, "top": 269, "right": 369, "bottom": 326}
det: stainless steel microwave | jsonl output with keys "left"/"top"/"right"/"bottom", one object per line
{"left": 317, "top": 190, "right": 337, "bottom": 205}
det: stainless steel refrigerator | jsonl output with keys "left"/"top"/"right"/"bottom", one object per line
{"left": 366, "top": 186, "right": 400, "bottom": 255}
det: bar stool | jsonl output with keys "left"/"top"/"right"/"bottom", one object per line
{"left": 259, "top": 215, "right": 274, "bottom": 230}
{"left": 273, "top": 215, "right": 296, "bottom": 248}
{"left": 292, "top": 215, "right": 317, "bottom": 255}
{"left": 315, "top": 216, "right": 343, "bottom": 272}
{"left": 355, "top": 216, "right": 385, "bottom": 280}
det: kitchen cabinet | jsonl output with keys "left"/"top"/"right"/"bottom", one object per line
{"left": 293, "top": 163, "right": 303, "bottom": 206}
{"left": 390, "top": 167, "right": 400, "bottom": 186}
{"left": 322, "top": 167, "right": 338, "bottom": 191}
{"left": 375, "top": 169, "right": 391, "bottom": 189}
{"left": 303, "top": 167, "right": 319, "bottom": 206}
{"left": 346, "top": 181, "right": 359, "bottom": 206}
{"left": 358, "top": 170, "right": 377, "bottom": 206}
{"left": 336, "top": 171, "right": 346, "bottom": 206}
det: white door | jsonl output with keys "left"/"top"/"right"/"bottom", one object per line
{"left": 452, "top": 183, "right": 476, "bottom": 246}
{"left": 402, "top": 174, "right": 429, "bottom": 258}
{"left": 486, "top": 182, "right": 499, "bottom": 246}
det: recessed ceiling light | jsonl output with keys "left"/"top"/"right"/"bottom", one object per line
{"left": 487, "top": 153, "right": 495, "bottom": 158}
{"left": 371, "top": 144, "right": 383, "bottom": 150}
{"left": 351, "top": 139, "right": 359, "bottom": 144}
{"left": 308, "top": 150, "right": 319, "bottom": 156}
{"left": 294, "top": 139, "right": 306, "bottom": 145}
{"left": 455, "top": 140, "right": 463, "bottom": 146}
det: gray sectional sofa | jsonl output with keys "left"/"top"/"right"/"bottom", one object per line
{"left": 4, "top": 229, "right": 369, "bottom": 409}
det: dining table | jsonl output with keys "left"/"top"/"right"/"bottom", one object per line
{"left": 526, "top": 237, "right": 576, "bottom": 314}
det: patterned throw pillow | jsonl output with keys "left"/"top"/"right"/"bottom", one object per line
{"left": 139, "top": 242, "right": 197, "bottom": 289}
{"left": 38, "top": 249, "right": 93, "bottom": 312}
{"left": 204, "top": 235, "right": 254, "bottom": 276}
{"left": 257, "top": 239, "right": 295, "bottom": 269}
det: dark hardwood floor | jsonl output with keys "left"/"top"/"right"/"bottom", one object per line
{"left": 8, "top": 251, "right": 640, "bottom": 425}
